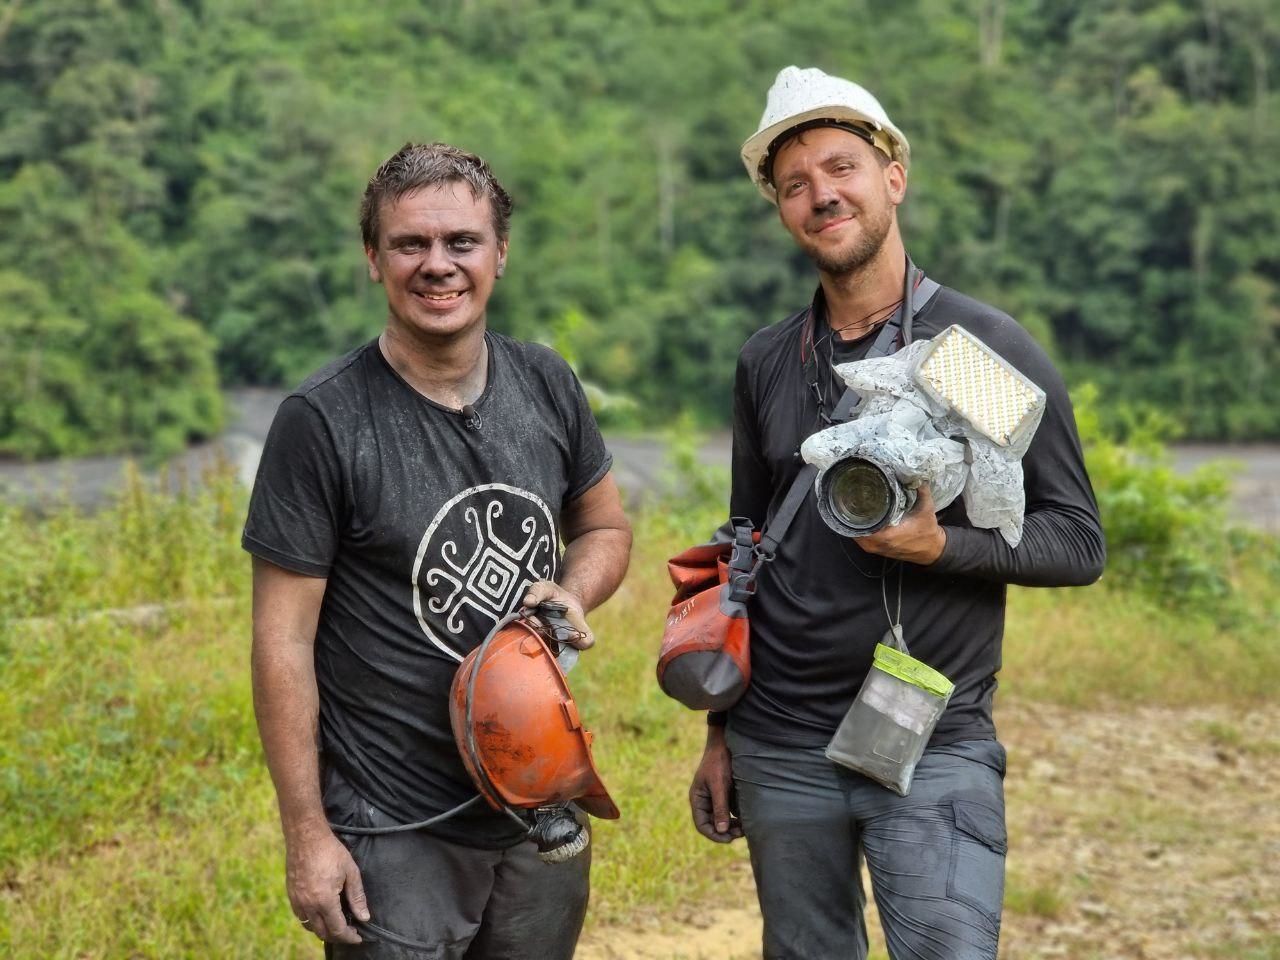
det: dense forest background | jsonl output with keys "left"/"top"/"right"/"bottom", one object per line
{"left": 1, "top": 0, "right": 1276, "bottom": 458}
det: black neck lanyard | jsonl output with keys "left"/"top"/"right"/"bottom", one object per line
{"left": 802, "top": 257, "right": 922, "bottom": 427}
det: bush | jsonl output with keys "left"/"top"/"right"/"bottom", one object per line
{"left": 1073, "top": 384, "right": 1258, "bottom": 619}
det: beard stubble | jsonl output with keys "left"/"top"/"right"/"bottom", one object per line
{"left": 803, "top": 200, "right": 894, "bottom": 276}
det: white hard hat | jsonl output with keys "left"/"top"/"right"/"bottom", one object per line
{"left": 741, "top": 66, "right": 911, "bottom": 204}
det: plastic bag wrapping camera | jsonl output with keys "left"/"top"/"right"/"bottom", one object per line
{"left": 800, "top": 325, "right": 1047, "bottom": 547}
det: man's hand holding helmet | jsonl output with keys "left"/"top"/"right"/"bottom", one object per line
{"left": 521, "top": 579, "right": 595, "bottom": 650}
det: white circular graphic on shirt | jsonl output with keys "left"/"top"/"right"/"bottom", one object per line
{"left": 411, "top": 483, "right": 557, "bottom": 661}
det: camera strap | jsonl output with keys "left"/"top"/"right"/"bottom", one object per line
{"left": 757, "top": 260, "right": 939, "bottom": 564}
{"left": 756, "top": 392, "right": 860, "bottom": 561}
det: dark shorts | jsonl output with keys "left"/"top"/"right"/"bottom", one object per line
{"left": 727, "top": 727, "right": 1007, "bottom": 960}
{"left": 322, "top": 767, "right": 590, "bottom": 960}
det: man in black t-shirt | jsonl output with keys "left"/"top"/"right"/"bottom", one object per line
{"left": 244, "top": 143, "right": 631, "bottom": 958}
{"left": 685, "top": 68, "right": 1105, "bottom": 960}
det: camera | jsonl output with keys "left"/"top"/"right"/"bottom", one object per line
{"left": 802, "top": 326, "right": 1047, "bottom": 546}
{"left": 803, "top": 400, "right": 966, "bottom": 539}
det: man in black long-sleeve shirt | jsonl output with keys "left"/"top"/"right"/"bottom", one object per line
{"left": 687, "top": 67, "right": 1105, "bottom": 960}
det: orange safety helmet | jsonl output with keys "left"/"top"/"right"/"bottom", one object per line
{"left": 449, "top": 609, "right": 620, "bottom": 823}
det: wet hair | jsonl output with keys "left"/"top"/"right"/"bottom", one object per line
{"left": 359, "top": 142, "right": 514, "bottom": 248}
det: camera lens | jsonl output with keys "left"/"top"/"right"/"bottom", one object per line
{"left": 824, "top": 458, "right": 893, "bottom": 533}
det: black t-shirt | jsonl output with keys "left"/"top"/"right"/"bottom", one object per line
{"left": 242, "top": 333, "right": 612, "bottom": 848}
{"left": 728, "top": 285, "right": 1106, "bottom": 748}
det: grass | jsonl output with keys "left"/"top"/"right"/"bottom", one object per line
{"left": 1198, "top": 720, "right": 1280, "bottom": 757}
{"left": 1197, "top": 942, "right": 1280, "bottom": 960}
{"left": 1002, "top": 574, "right": 1277, "bottom": 707}
{"left": 0, "top": 464, "right": 1276, "bottom": 957}
{"left": 1003, "top": 872, "right": 1067, "bottom": 921}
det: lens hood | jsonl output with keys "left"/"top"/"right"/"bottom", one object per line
{"left": 815, "top": 454, "right": 915, "bottom": 538}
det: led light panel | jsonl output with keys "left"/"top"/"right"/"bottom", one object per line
{"left": 913, "top": 325, "right": 1045, "bottom": 447}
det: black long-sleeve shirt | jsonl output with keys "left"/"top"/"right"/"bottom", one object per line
{"left": 727, "top": 284, "right": 1106, "bottom": 748}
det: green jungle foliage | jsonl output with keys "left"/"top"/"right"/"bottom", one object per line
{"left": 1, "top": 0, "right": 1277, "bottom": 457}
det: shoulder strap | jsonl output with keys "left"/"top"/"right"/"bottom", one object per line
{"left": 755, "top": 262, "right": 936, "bottom": 559}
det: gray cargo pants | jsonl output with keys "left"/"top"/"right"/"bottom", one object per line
{"left": 322, "top": 767, "right": 589, "bottom": 960}
{"left": 727, "top": 728, "right": 1007, "bottom": 960}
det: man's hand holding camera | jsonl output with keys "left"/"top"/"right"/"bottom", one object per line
{"left": 856, "top": 484, "right": 947, "bottom": 565}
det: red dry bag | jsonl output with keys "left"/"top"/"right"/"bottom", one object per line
{"left": 656, "top": 521, "right": 758, "bottom": 711}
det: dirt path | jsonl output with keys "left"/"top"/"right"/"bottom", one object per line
{"left": 576, "top": 699, "right": 1280, "bottom": 960}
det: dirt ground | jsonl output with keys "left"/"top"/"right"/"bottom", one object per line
{"left": 576, "top": 699, "right": 1280, "bottom": 960}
